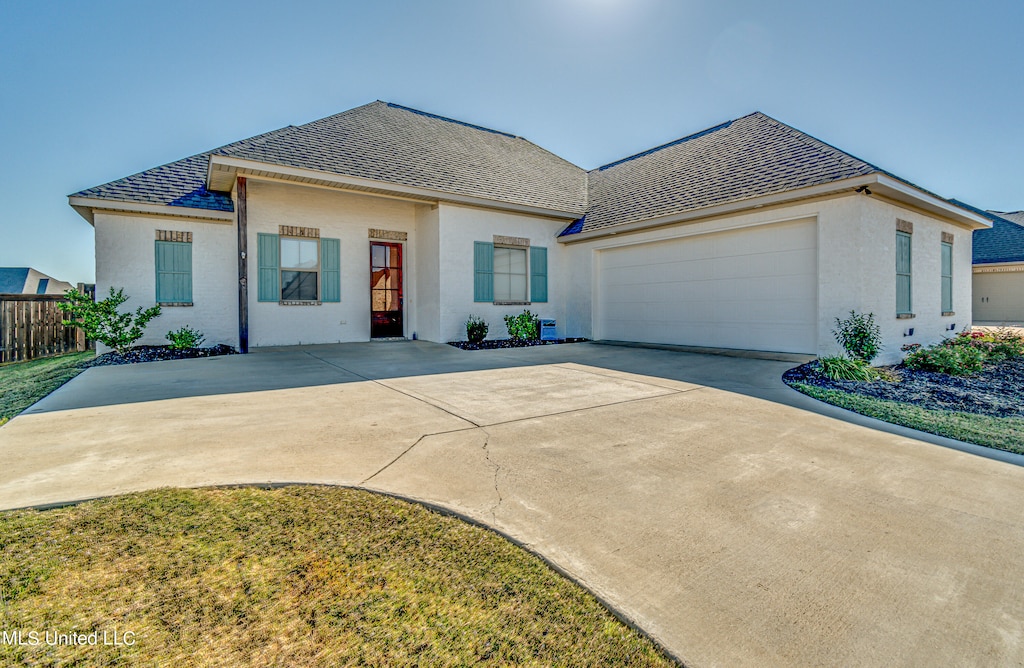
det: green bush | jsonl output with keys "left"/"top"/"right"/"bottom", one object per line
{"left": 945, "top": 330, "right": 1024, "bottom": 362}
{"left": 503, "top": 310, "right": 539, "bottom": 341}
{"left": 58, "top": 287, "right": 161, "bottom": 355}
{"left": 817, "top": 356, "right": 882, "bottom": 381}
{"left": 166, "top": 326, "right": 206, "bottom": 350}
{"left": 904, "top": 343, "right": 984, "bottom": 375}
{"left": 465, "top": 315, "right": 488, "bottom": 343}
{"left": 832, "top": 311, "right": 882, "bottom": 362}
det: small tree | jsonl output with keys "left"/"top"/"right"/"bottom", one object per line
{"left": 58, "top": 287, "right": 162, "bottom": 355}
{"left": 832, "top": 311, "right": 882, "bottom": 363}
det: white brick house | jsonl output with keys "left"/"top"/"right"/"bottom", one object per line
{"left": 70, "top": 101, "right": 991, "bottom": 362}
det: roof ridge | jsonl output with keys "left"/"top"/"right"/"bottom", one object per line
{"left": 594, "top": 118, "right": 737, "bottom": 172}
{"left": 384, "top": 102, "right": 518, "bottom": 139}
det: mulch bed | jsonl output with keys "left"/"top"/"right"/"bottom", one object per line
{"left": 448, "top": 338, "right": 588, "bottom": 351}
{"left": 85, "top": 344, "right": 237, "bottom": 367}
{"left": 783, "top": 358, "right": 1024, "bottom": 419}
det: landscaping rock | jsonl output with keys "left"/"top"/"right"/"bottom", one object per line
{"left": 784, "top": 358, "right": 1024, "bottom": 418}
{"left": 86, "top": 345, "right": 237, "bottom": 367}
{"left": 448, "top": 338, "right": 588, "bottom": 351}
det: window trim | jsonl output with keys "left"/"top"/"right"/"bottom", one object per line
{"left": 896, "top": 230, "right": 913, "bottom": 316}
{"left": 279, "top": 235, "right": 321, "bottom": 304}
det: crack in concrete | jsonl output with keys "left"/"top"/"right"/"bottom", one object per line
{"left": 480, "top": 428, "right": 503, "bottom": 524}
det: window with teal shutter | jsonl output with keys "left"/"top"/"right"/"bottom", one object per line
{"left": 321, "top": 237, "right": 341, "bottom": 302}
{"left": 155, "top": 240, "right": 192, "bottom": 304}
{"left": 530, "top": 246, "right": 547, "bottom": 303}
{"left": 896, "top": 231, "right": 912, "bottom": 314}
{"left": 257, "top": 233, "right": 280, "bottom": 302}
{"left": 941, "top": 241, "right": 953, "bottom": 313}
{"left": 474, "top": 241, "right": 494, "bottom": 302}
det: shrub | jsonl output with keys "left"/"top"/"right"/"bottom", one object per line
{"left": 465, "top": 315, "right": 488, "bottom": 343}
{"left": 904, "top": 344, "right": 984, "bottom": 375}
{"left": 167, "top": 326, "right": 206, "bottom": 350}
{"left": 58, "top": 287, "right": 161, "bottom": 355}
{"left": 944, "top": 329, "right": 1024, "bottom": 363}
{"left": 817, "top": 356, "right": 882, "bottom": 382}
{"left": 833, "top": 311, "right": 882, "bottom": 363}
{"left": 504, "top": 310, "right": 539, "bottom": 341}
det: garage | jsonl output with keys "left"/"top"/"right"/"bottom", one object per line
{"left": 973, "top": 267, "right": 1024, "bottom": 323}
{"left": 595, "top": 219, "right": 818, "bottom": 354}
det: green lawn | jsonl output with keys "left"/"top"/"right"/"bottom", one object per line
{"left": 792, "top": 382, "right": 1024, "bottom": 454}
{"left": 0, "top": 486, "right": 674, "bottom": 667}
{"left": 0, "top": 351, "right": 94, "bottom": 426}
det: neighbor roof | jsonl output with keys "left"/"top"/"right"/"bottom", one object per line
{"left": 973, "top": 209, "right": 1024, "bottom": 264}
{"left": 574, "top": 112, "right": 880, "bottom": 233}
{"left": 0, "top": 268, "right": 29, "bottom": 294}
{"left": 72, "top": 101, "right": 589, "bottom": 215}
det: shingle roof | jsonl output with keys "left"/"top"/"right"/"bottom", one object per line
{"left": 0, "top": 268, "right": 29, "bottom": 293}
{"left": 72, "top": 102, "right": 589, "bottom": 215}
{"left": 573, "top": 112, "right": 880, "bottom": 234}
{"left": 973, "top": 209, "right": 1024, "bottom": 264}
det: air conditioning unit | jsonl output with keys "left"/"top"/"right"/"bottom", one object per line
{"left": 539, "top": 319, "right": 557, "bottom": 341}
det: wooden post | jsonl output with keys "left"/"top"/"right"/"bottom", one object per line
{"left": 237, "top": 176, "right": 249, "bottom": 353}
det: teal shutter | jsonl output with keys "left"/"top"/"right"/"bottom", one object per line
{"left": 321, "top": 237, "right": 341, "bottom": 303}
{"left": 941, "top": 242, "right": 953, "bottom": 312}
{"left": 896, "top": 231, "right": 912, "bottom": 314}
{"left": 258, "top": 233, "right": 280, "bottom": 302}
{"left": 155, "top": 240, "right": 192, "bottom": 303}
{"left": 474, "top": 241, "right": 494, "bottom": 302}
{"left": 530, "top": 246, "right": 548, "bottom": 303}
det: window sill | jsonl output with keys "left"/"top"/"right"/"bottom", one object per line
{"left": 896, "top": 313, "right": 916, "bottom": 319}
{"left": 280, "top": 300, "right": 322, "bottom": 306}
{"left": 942, "top": 311, "right": 955, "bottom": 317}
{"left": 493, "top": 300, "right": 531, "bottom": 306}
{"left": 159, "top": 302, "right": 193, "bottom": 307}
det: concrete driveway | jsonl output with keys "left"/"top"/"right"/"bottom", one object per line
{"left": 2, "top": 341, "right": 1023, "bottom": 666}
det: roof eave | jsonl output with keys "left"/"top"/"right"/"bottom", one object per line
{"left": 560, "top": 173, "right": 992, "bottom": 243}
{"left": 208, "top": 155, "right": 584, "bottom": 221}
{"left": 68, "top": 196, "right": 235, "bottom": 225}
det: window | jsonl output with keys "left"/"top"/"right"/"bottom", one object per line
{"left": 257, "top": 232, "right": 340, "bottom": 304}
{"left": 474, "top": 241, "right": 547, "bottom": 303}
{"left": 494, "top": 246, "right": 527, "bottom": 301}
{"left": 155, "top": 240, "right": 192, "bottom": 305}
{"left": 941, "top": 241, "right": 953, "bottom": 313}
{"left": 35, "top": 279, "right": 48, "bottom": 294}
{"left": 281, "top": 237, "right": 319, "bottom": 301}
{"left": 895, "top": 230, "right": 912, "bottom": 315}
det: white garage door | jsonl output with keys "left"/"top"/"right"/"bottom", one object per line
{"left": 596, "top": 220, "right": 818, "bottom": 354}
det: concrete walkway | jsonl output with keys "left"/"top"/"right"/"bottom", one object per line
{"left": 2, "top": 341, "right": 1023, "bottom": 666}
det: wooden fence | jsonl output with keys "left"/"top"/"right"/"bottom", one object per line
{"left": 0, "top": 294, "right": 87, "bottom": 363}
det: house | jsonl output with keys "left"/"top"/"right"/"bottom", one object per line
{"left": 0, "top": 267, "right": 74, "bottom": 295}
{"left": 970, "top": 209, "right": 1024, "bottom": 324}
{"left": 69, "top": 101, "right": 992, "bottom": 363}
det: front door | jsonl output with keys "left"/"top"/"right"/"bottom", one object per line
{"left": 370, "top": 241, "right": 403, "bottom": 338}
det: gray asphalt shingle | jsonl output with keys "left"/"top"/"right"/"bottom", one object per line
{"left": 974, "top": 210, "right": 1024, "bottom": 264}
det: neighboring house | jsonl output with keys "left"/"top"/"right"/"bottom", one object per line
{"left": 0, "top": 267, "right": 74, "bottom": 295}
{"left": 970, "top": 209, "right": 1024, "bottom": 324}
{"left": 69, "top": 101, "right": 991, "bottom": 363}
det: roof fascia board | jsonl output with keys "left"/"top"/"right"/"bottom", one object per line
{"left": 871, "top": 174, "right": 991, "bottom": 230}
{"left": 228, "top": 172, "right": 439, "bottom": 206}
{"left": 68, "top": 196, "right": 235, "bottom": 225}
{"left": 558, "top": 175, "right": 878, "bottom": 243}
{"left": 208, "top": 155, "right": 582, "bottom": 220}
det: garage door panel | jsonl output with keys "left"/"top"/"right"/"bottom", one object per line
{"left": 597, "top": 221, "right": 818, "bottom": 354}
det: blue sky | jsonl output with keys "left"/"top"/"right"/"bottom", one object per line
{"left": 1, "top": 0, "right": 1021, "bottom": 283}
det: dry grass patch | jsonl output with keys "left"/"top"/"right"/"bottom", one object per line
{"left": 0, "top": 486, "right": 674, "bottom": 666}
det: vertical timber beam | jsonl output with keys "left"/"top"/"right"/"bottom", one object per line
{"left": 237, "top": 176, "right": 249, "bottom": 353}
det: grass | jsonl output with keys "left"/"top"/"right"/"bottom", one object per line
{"left": 793, "top": 382, "right": 1024, "bottom": 454}
{"left": 0, "top": 486, "right": 675, "bottom": 666}
{"left": 0, "top": 351, "right": 94, "bottom": 426}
